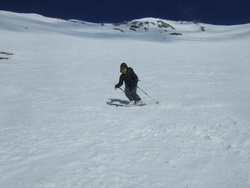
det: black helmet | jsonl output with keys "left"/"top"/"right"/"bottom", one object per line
{"left": 120, "top": 62, "right": 128, "bottom": 68}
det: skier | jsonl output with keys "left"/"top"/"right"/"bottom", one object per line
{"left": 115, "top": 62, "right": 143, "bottom": 105}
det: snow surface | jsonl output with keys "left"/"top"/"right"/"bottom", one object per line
{"left": 0, "top": 10, "right": 250, "bottom": 188}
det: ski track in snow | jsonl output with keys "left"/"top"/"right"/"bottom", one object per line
{"left": 0, "top": 11, "right": 250, "bottom": 188}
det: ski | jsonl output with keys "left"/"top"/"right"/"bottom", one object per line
{"left": 107, "top": 101, "right": 131, "bottom": 107}
{"left": 106, "top": 101, "right": 146, "bottom": 107}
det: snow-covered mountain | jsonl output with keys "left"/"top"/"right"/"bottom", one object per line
{"left": 1, "top": 10, "right": 250, "bottom": 188}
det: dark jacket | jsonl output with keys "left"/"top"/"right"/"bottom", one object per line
{"left": 115, "top": 67, "right": 138, "bottom": 88}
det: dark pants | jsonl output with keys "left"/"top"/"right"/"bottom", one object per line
{"left": 125, "top": 86, "right": 141, "bottom": 102}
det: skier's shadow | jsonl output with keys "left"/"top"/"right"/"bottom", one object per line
{"left": 108, "top": 99, "right": 130, "bottom": 105}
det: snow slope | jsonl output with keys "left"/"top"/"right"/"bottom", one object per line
{"left": 0, "top": 10, "right": 250, "bottom": 188}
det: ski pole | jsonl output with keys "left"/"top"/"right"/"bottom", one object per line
{"left": 137, "top": 86, "right": 159, "bottom": 104}
{"left": 118, "top": 87, "right": 124, "bottom": 92}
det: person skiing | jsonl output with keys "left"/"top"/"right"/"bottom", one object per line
{"left": 115, "top": 62, "right": 143, "bottom": 105}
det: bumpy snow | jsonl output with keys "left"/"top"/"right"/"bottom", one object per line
{"left": 0, "top": 11, "right": 250, "bottom": 188}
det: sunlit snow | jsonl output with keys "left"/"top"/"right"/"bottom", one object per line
{"left": 0, "top": 11, "right": 250, "bottom": 188}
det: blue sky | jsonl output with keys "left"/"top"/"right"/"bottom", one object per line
{"left": 1, "top": 0, "right": 250, "bottom": 25}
